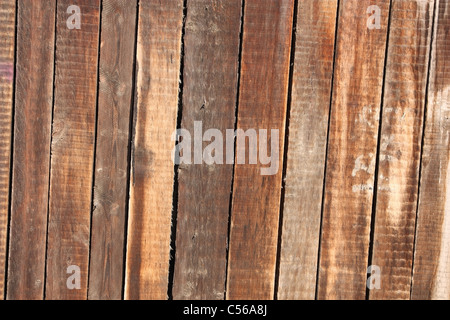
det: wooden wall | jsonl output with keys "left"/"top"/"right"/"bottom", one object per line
{"left": 0, "top": 0, "right": 448, "bottom": 300}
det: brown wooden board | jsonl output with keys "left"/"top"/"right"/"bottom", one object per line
{"left": 369, "top": 0, "right": 434, "bottom": 300}
{"left": 277, "top": 0, "right": 338, "bottom": 300}
{"left": 317, "top": 0, "right": 390, "bottom": 300}
{"left": 226, "top": 0, "right": 294, "bottom": 300}
{"left": 88, "top": 0, "right": 137, "bottom": 300}
{"left": 412, "top": 0, "right": 450, "bottom": 300}
{"left": 6, "top": 0, "right": 56, "bottom": 300}
{"left": 45, "top": 0, "right": 100, "bottom": 300}
{"left": 172, "top": 0, "right": 242, "bottom": 300}
{"left": 0, "top": 0, "right": 15, "bottom": 300}
{"left": 124, "top": 0, "right": 183, "bottom": 300}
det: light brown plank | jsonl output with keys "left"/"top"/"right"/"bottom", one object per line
{"left": 277, "top": 0, "right": 338, "bottom": 300}
{"left": 45, "top": 0, "right": 100, "bottom": 300}
{"left": 0, "top": 0, "right": 15, "bottom": 300}
{"left": 88, "top": 0, "right": 137, "bottom": 300}
{"left": 172, "top": 0, "right": 242, "bottom": 300}
{"left": 226, "top": 0, "right": 295, "bottom": 300}
{"left": 6, "top": 0, "right": 56, "bottom": 300}
{"left": 317, "top": 0, "right": 390, "bottom": 300}
{"left": 369, "top": 0, "right": 434, "bottom": 300}
{"left": 124, "top": 0, "right": 184, "bottom": 300}
{"left": 412, "top": 0, "right": 450, "bottom": 300}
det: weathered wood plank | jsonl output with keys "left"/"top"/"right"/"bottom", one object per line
{"left": 124, "top": 0, "right": 183, "bottom": 300}
{"left": 226, "top": 0, "right": 294, "bottom": 300}
{"left": 317, "top": 0, "right": 390, "bottom": 300}
{"left": 412, "top": 0, "right": 450, "bottom": 300}
{"left": 369, "top": 0, "right": 434, "bottom": 300}
{"left": 172, "top": 0, "right": 242, "bottom": 300}
{"left": 0, "top": 0, "right": 15, "bottom": 300}
{"left": 88, "top": 0, "right": 136, "bottom": 300}
{"left": 277, "top": 0, "right": 338, "bottom": 300}
{"left": 6, "top": 0, "right": 55, "bottom": 300}
{"left": 45, "top": 0, "right": 100, "bottom": 300}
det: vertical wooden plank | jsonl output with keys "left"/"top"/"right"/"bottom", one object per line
{"left": 277, "top": 0, "right": 338, "bottom": 300}
{"left": 45, "top": 0, "right": 100, "bottom": 300}
{"left": 317, "top": 0, "right": 390, "bottom": 300}
{"left": 412, "top": 0, "right": 450, "bottom": 300}
{"left": 0, "top": 0, "right": 15, "bottom": 300}
{"left": 124, "top": 0, "right": 183, "bottom": 300}
{"left": 88, "top": 0, "right": 136, "bottom": 300}
{"left": 226, "top": 0, "right": 294, "bottom": 300}
{"left": 172, "top": 0, "right": 242, "bottom": 300}
{"left": 6, "top": 0, "right": 55, "bottom": 300}
{"left": 369, "top": 0, "right": 434, "bottom": 300}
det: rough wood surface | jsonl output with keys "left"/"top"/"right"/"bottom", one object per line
{"left": 369, "top": 0, "right": 434, "bottom": 300}
{"left": 1, "top": 0, "right": 449, "bottom": 301}
{"left": 88, "top": 0, "right": 136, "bottom": 300}
{"left": 124, "top": 0, "right": 183, "bottom": 300}
{"left": 226, "top": 0, "right": 294, "bottom": 300}
{"left": 412, "top": 0, "right": 450, "bottom": 300}
{"left": 0, "top": 0, "right": 15, "bottom": 300}
{"left": 277, "top": 0, "right": 338, "bottom": 300}
{"left": 172, "top": 0, "right": 242, "bottom": 300}
{"left": 317, "top": 0, "right": 390, "bottom": 300}
{"left": 45, "top": 0, "right": 100, "bottom": 300}
{"left": 6, "top": 0, "right": 55, "bottom": 300}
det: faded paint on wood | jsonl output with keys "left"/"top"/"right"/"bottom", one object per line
{"left": 369, "top": 0, "right": 434, "bottom": 300}
{"left": 88, "top": 0, "right": 137, "bottom": 300}
{"left": 0, "top": 0, "right": 15, "bottom": 299}
{"left": 7, "top": 0, "right": 55, "bottom": 300}
{"left": 45, "top": 0, "right": 100, "bottom": 300}
{"left": 412, "top": 0, "right": 450, "bottom": 300}
{"left": 172, "top": 0, "right": 242, "bottom": 300}
{"left": 277, "top": 0, "right": 338, "bottom": 300}
{"left": 124, "top": 0, "right": 184, "bottom": 300}
{"left": 226, "top": 0, "right": 294, "bottom": 300}
{"left": 317, "top": 0, "right": 390, "bottom": 300}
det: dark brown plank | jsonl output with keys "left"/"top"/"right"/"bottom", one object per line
{"left": 6, "top": 0, "right": 56, "bottom": 300}
{"left": 369, "top": 0, "right": 434, "bottom": 300}
{"left": 124, "top": 0, "right": 183, "bottom": 300}
{"left": 412, "top": 0, "right": 450, "bottom": 300}
{"left": 0, "top": 0, "right": 15, "bottom": 300}
{"left": 172, "top": 0, "right": 242, "bottom": 300}
{"left": 317, "top": 0, "right": 390, "bottom": 300}
{"left": 45, "top": 0, "right": 100, "bottom": 300}
{"left": 277, "top": 0, "right": 338, "bottom": 300}
{"left": 226, "top": 0, "right": 294, "bottom": 300}
{"left": 88, "top": 0, "right": 136, "bottom": 300}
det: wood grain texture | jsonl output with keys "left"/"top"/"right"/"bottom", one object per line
{"left": 0, "top": 0, "right": 15, "bottom": 300}
{"left": 88, "top": 0, "right": 136, "bottom": 300}
{"left": 317, "top": 0, "right": 390, "bottom": 300}
{"left": 45, "top": 0, "right": 100, "bottom": 300}
{"left": 277, "top": 0, "right": 338, "bottom": 300}
{"left": 172, "top": 0, "right": 242, "bottom": 300}
{"left": 6, "top": 0, "right": 55, "bottom": 300}
{"left": 226, "top": 0, "right": 294, "bottom": 300}
{"left": 369, "top": 0, "right": 434, "bottom": 300}
{"left": 412, "top": 0, "right": 450, "bottom": 300}
{"left": 124, "top": 0, "right": 183, "bottom": 300}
